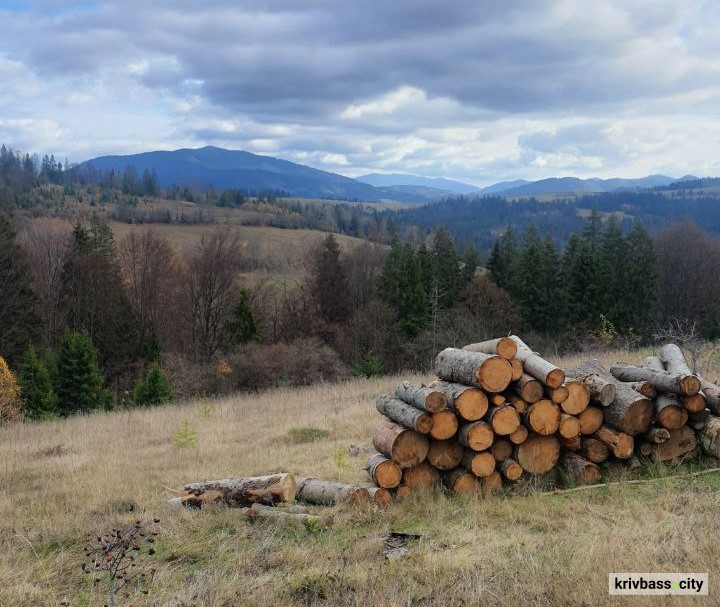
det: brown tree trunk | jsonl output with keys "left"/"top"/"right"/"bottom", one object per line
{"left": 435, "top": 348, "right": 513, "bottom": 393}
{"left": 575, "top": 372, "right": 616, "bottom": 407}
{"left": 514, "top": 434, "right": 560, "bottom": 473}
{"left": 401, "top": 461, "right": 440, "bottom": 489}
{"left": 372, "top": 421, "right": 430, "bottom": 468}
{"left": 688, "top": 409, "right": 711, "bottom": 430}
{"left": 491, "top": 438, "right": 513, "bottom": 461}
{"left": 579, "top": 437, "right": 609, "bottom": 463}
{"left": 610, "top": 363, "right": 701, "bottom": 396}
{"left": 441, "top": 467, "right": 481, "bottom": 494}
{"left": 462, "top": 449, "right": 496, "bottom": 477}
{"left": 648, "top": 425, "right": 697, "bottom": 462}
{"left": 365, "top": 453, "right": 402, "bottom": 488}
{"left": 394, "top": 381, "right": 448, "bottom": 413}
{"left": 642, "top": 427, "right": 671, "bottom": 443}
{"left": 561, "top": 380, "right": 590, "bottom": 415}
{"left": 463, "top": 336, "right": 517, "bottom": 360}
{"left": 429, "top": 380, "right": 488, "bottom": 421}
{"left": 362, "top": 485, "right": 392, "bottom": 508}
{"left": 559, "top": 434, "right": 581, "bottom": 451}
{"left": 514, "top": 373, "right": 544, "bottom": 403}
{"left": 546, "top": 384, "right": 569, "bottom": 404}
{"left": 458, "top": 420, "right": 494, "bottom": 451}
{"left": 623, "top": 381, "right": 657, "bottom": 399}
{"left": 561, "top": 453, "right": 601, "bottom": 485}
{"left": 500, "top": 458, "right": 524, "bottom": 481}
{"left": 511, "top": 359, "right": 523, "bottom": 381}
{"left": 594, "top": 425, "right": 634, "bottom": 459}
{"left": 509, "top": 336, "right": 565, "bottom": 388}
{"left": 523, "top": 399, "right": 561, "bottom": 435}
{"left": 558, "top": 413, "right": 581, "bottom": 439}
{"left": 486, "top": 404, "right": 521, "bottom": 435}
{"left": 295, "top": 478, "right": 369, "bottom": 505}
{"left": 681, "top": 393, "right": 707, "bottom": 413}
{"left": 509, "top": 424, "right": 529, "bottom": 445}
{"left": 429, "top": 410, "right": 458, "bottom": 440}
{"left": 182, "top": 473, "right": 296, "bottom": 508}
{"left": 482, "top": 470, "right": 503, "bottom": 494}
{"left": 655, "top": 393, "right": 688, "bottom": 430}
{"left": 578, "top": 406, "right": 604, "bottom": 435}
{"left": 376, "top": 395, "right": 432, "bottom": 434}
{"left": 427, "top": 439, "right": 464, "bottom": 470}
{"left": 506, "top": 393, "right": 528, "bottom": 414}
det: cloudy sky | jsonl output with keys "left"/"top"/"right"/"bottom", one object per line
{"left": 1, "top": 0, "right": 719, "bottom": 185}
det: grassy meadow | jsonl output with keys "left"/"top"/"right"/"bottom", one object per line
{"left": 2, "top": 348, "right": 720, "bottom": 606}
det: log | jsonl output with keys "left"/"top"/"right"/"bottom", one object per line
{"left": 681, "top": 393, "right": 707, "bottom": 413}
{"left": 486, "top": 404, "right": 521, "bottom": 436}
{"left": 401, "top": 461, "right": 440, "bottom": 489}
{"left": 251, "top": 503, "right": 310, "bottom": 515}
{"left": 576, "top": 372, "right": 615, "bottom": 407}
{"left": 490, "top": 394, "right": 506, "bottom": 406}
{"left": 482, "top": 470, "right": 503, "bottom": 494}
{"left": 638, "top": 442, "right": 653, "bottom": 457}
{"left": 429, "top": 410, "right": 458, "bottom": 440}
{"left": 578, "top": 406, "right": 604, "bottom": 435}
{"left": 365, "top": 453, "right": 402, "bottom": 489}
{"left": 376, "top": 395, "right": 432, "bottom": 434}
{"left": 642, "top": 356, "right": 665, "bottom": 371}
{"left": 594, "top": 425, "right": 633, "bottom": 459}
{"left": 700, "top": 415, "right": 720, "bottom": 459}
{"left": 579, "top": 437, "right": 609, "bottom": 463}
{"left": 500, "top": 458, "right": 524, "bottom": 482}
{"left": 509, "top": 336, "right": 565, "bottom": 388}
{"left": 506, "top": 393, "right": 527, "bottom": 414}
{"left": 395, "top": 485, "right": 412, "bottom": 500}
{"left": 561, "top": 453, "right": 601, "bottom": 485}
{"left": 429, "top": 380, "right": 488, "bottom": 421}
{"left": 572, "top": 361, "right": 653, "bottom": 435}
{"left": 649, "top": 425, "right": 697, "bottom": 463}
{"left": 523, "top": 399, "right": 561, "bottom": 435}
{"left": 244, "top": 504, "right": 333, "bottom": 529}
{"left": 561, "top": 380, "right": 590, "bottom": 415}
{"left": 655, "top": 394, "right": 688, "bottom": 430}
{"left": 514, "top": 434, "right": 560, "bottom": 474}
{"left": 462, "top": 449, "right": 496, "bottom": 477}
{"left": 688, "top": 409, "right": 711, "bottom": 430}
{"left": 510, "top": 359, "right": 523, "bottom": 382}
{"left": 609, "top": 363, "right": 700, "bottom": 396}
{"left": 296, "top": 478, "right": 369, "bottom": 505}
{"left": 642, "top": 427, "right": 671, "bottom": 444}
{"left": 491, "top": 438, "right": 514, "bottom": 461}
{"left": 463, "top": 336, "right": 518, "bottom": 360}
{"left": 624, "top": 381, "right": 657, "bottom": 399}
{"left": 558, "top": 413, "right": 581, "bottom": 439}
{"left": 546, "top": 385, "right": 569, "bottom": 404}
{"left": 362, "top": 485, "right": 392, "bottom": 508}
{"left": 458, "top": 421, "right": 494, "bottom": 451}
{"left": 441, "top": 467, "right": 481, "bottom": 495}
{"left": 435, "top": 348, "right": 513, "bottom": 393}
{"left": 699, "top": 378, "right": 720, "bottom": 414}
{"left": 427, "top": 439, "right": 464, "bottom": 470}
{"left": 372, "top": 421, "right": 430, "bottom": 468}
{"left": 514, "top": 374, "right": 543, "bottom": 403}
{"left": 394, "top": 381, "right": 448, "bottom": 413}
{"left": 183, "top": 473, "right": 296, "bottom": 508}
{"left": 659, "top": 343, "right": 695, "bottom": 376}
{"left": 559, "top": 434, "right": 581, "bottom": 451}
{"left": 509, "top": 424, "right": 529, "bottom": 445}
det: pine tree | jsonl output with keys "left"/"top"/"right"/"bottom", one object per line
{"left": 225, "top": 289, "right": 260, "bottom": 345}
{"left": 312, "top": 234, "right": 351, "bottom": 324}
{"left": 0, "top": 355, "right": 21, "bottom": 424}
{"left": 18, "top": 345, "right": 57, "bottom": 419}
{"left": 486, "top": 225, "right": 517, "bottom": 292}
{"left": 134, "top": 363, "right": 173, "bottom": 407}
{"left": 600, "top": 216, "right": 629, "bottom": 329}
{"left": 379, "top": 239, "right": 427, "bottom": 336}
{"left": 431, "top": 228, "right": 460, "bottom": 309}
{"left": 56, "top": 331, "right": 111, "bottom": 414}
{"left": 625, "top": 220, "right": 657, "bottom": 336}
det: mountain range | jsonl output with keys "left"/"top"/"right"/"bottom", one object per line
{"left": 78, "top": 146, "right": 700, "bottom": 202}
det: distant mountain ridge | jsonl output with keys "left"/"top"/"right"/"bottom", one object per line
{"left": 357, "top": 172, "right": 481, "bottom": 194}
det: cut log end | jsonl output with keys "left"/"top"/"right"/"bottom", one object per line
{"left": 430, "top": 410, "right": 458, "bottom": 440}
{"left": 578, "top": 406, "right": 604, "bottom": 435}
{"left": 500, "top": 458, "right": 524, "bottom": 482}
{"left": 558, "top": 413, "right": 581, "bottom": 439}
{"left": 455, "top": 388, "right": 488, "bottom": 421}
{"left": 514, "top": 435, "right": 560, "bottom": 474}
{"left": 463, "top": 450, "right": 496, "bottom": 477}
{"left": 525, "top": 399, "right": 561, "bottom": 436}
{"left": 488, "top": 405, "right": 521, "bottom": 436}
{"left": 546, "top": 368, "right": 566, "bottom": 390}
{"left": 459, "top": 421, "right": 494, "bottom": 452}
{"left": 561, "top": 380, "right": 590, "bottom": 415}
{"left": 477, "top": 357, "right": 513, "bottom": 393}
{"left": 427, "top": 439, "right": 464, "bottom": 470}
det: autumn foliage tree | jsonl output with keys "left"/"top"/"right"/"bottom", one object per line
{"left": 0, "top": 355, "right": 21, "bottom": 424}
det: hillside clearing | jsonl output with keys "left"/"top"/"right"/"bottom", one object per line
{"left": 2, "top": 349, "right": 719, "bottom": 606}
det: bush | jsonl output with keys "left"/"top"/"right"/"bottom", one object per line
{"left": 134, "top": 363, "right": 173, "bottom": 407}
{"left": 353, "top": 352, "right": 383, "bottom": 378}
{"left": 56, "top": 331, "right": 112, "bottom": 414}
{"left": 19, "top": 345, "right": 57, "bottom": 419}
{"left": 0, "top": 355, "right": 21, "bottom": 424}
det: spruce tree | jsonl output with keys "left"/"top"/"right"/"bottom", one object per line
{"left": 431, "top": 228, "right": 460, "bottom": 309}
{"left": 19, "top": 345, "right": 57, "bottom": 419}
{"left": 625, "top": 220, "right": 657, "bottom": 336}
{"left": 312, "top": 234, "right": 351, "bottom": 323}
{"left": 379, "top": 239, "right": 427, "bottom": 336}
{"left": 134, "top": 363, "right": 173, "bottom": 407}
{"left": 56, "top": 331, "right": 110, "bottom": 414}
{"left": 225, "top": 289, "right": 260, "bottom": 345}
{"left": 486, "top": 225, "right": 518, "bottom": 292}
{"left": 600, "top": 216, "right": 629, "bottom": 329}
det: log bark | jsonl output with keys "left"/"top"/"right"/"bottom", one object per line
{"left": 401, "top": 461, "right": 440, "bottom": 489}
{"left": 624, "top": 381, "right": 657, "bottom": 399}
{"left": 458, "top": 421, "right": 494, "bottom": 451}
{"left": 427, "top": 439, "right": 464, "bottom": 470}
{"left": 462, "top": 449, "right": 496, "bottom": 477}
{"left": 699, "top": 378, "right": 720, "bottom": 415}
{"left": 435, "top": 348, "right": 513, "bottom": 393}
{"left": 643, "top": 356, "right": 665, "bottom": 371}
{"left": 514, "top": 374, "right": 544, "bottom": 403}
{"left": 295, "top": 478, "right": 369, "bottom": 505}
{"left": 559, "top": 434, "right": 581, "bottom": 451}
{"left": 561, "top": 380, "right": 590, "bottom": 415}
{"left": 482, "top": 470, "right": 503, "bottom": 494}
{"left": 546, "top": 385, "right": 569, "bottom": 404}
{"left": 183, "top": 473, "right": 296, "bottom": 508}
{"left": 514, "top": 434, "right": 560, "bottom": 474}
{"left": 700, "top": 415, "right": 720, "bottom": 459}
{"left": 578, "top": 406, "right": 604, "bottom": 435}
{"left": 649, "top": 425, "right": 697, "bottom": 463}
{"left": 523, "top": 399, "right": 561, "bottom": 436}
{"left": 509, "top": 336, "right": 565, "bottom": 388}
{"left": 500, "top": 458, "right": 524, "bottom": 481}
{"left": 428, "top": 380, "right": 488, "bottom": 421}
{"left": 593, "top": 425, "right": 634, "bottom": 459}
{"left": 575, "top": 372, "right": 616, "bottom": 407}
{"left": 558, "top": 413, "right": 581, "bottom": 439}
{"left": 655, "top": 393, "right": 688, "bottom": 430}
{"left": 376, "top": 395, "right": 432, "bottom": 434}
{"left": 642, "top": 427, "right": 671, "bottom": 444}
{"left": 244, "top": 504, "right": 333, "bottom": 528}
{"left": 511, "top": 359, "right": 524, "bottom": 382}
{"left": 491, "top": 438, "right": 513, "bottom": 461}
{"left": 463, "top": 337, "right": 518, "bottom": 360}
{"left": 571, "top": 360, "right": 654, "bottom": 435}
{"left": 561, "top": 453, "right": 601, "bottom": 485}
{"left": 486, "top": 404, "right": 521, "bottom": 436}
{"left": 365, "top": 453, "right": 402, "bottom": 489}
{"left": 681, "top": 393, "right": 706, "bottom": 413}
{"left": 610, "top": 363, "right": 700, "bottom": 396}
{"left": 688, "top": 409, "right": 711, "bottom": 430}
{"left": 659, "top": 343, "right": 695, "bottom": 376}
{"left": 429, "top": 410, "right": 458, "bottom": 440}
{"left": 394, "top": 381, "right": 448, "bottom": 413}
{"left": 509, "top": 424, "right": 529, "bottom": 445}
{"left": 441, "top": 467, "right": 481, "bottom": 494}
{"left": 579, "top": 437, "right": 609, "bottom": 463}
{"left": 362, "top": 485, "right": 392, "bottom": 508}
{"left": 372, "top": 421, "right": 429, "bottom": 468}
{"left": 506, "top": 393, "right": 527, "bottom": 414}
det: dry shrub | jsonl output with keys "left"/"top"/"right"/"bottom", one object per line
{"left": 0, "top": 356, "right": 21, "bottom": 424}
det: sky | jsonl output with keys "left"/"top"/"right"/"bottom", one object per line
{"left": 1, "top": 0, "right": 719, "bottom": 186}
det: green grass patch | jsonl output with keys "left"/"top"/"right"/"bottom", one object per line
{"left": 287, "top": 426, "right": 330, "bottom": 444}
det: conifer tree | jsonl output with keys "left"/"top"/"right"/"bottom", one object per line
{"left": 379, "top": 239, "right": 428, "bottom": 336}
{"left": 312, "top": 234, "right": 351, "bottom": 324}
{"left": 625, "top": 220, "right": 657, "bottom": 336}
{"left": 431, "top": 228, "right": 460, "bottom": 309}
{"left": 225, "top": 289, "right": 260, "bottom": 345}
{"left": 56, "top": 331, "right": 111, "bottom": 414}
{"left": 19, "top": 345, "right": 57, "bottom": 419}
{"left": 486, "top": 225, "right": 517, "bottom": 292}
{"left": 134, "top": 363, "right": 173, "bottom": 407}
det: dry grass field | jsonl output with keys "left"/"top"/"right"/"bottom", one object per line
{"left": 2, "top": 348, "right": 720, "bottom": 606}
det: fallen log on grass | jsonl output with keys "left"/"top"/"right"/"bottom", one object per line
{"left": 296, "top": 478, "right": 370, "bottom": 505}
{"left": 560, "top": 453, "right": 601, "bottom": 485}
{"left": 365, "top": 453, "right": 402, "bottom": 489}
{"left": 441, "top": 468, "right": 480, "bottom": 494}
{"left": 181, "top": 473, "right": 297, "bottom": 508}
{"left": 244, "top": 504, "right": 334, "bottom": 528}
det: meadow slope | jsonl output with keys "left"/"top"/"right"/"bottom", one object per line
{"left": 2, "top": 349, "right": 720, "bottom": 606}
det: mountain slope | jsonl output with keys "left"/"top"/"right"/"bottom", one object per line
{"left": 357, "top": 172, "right": 480, "bottom": 194}
{"left": 497, "top": 174, "right": 689, "bottom": 197}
